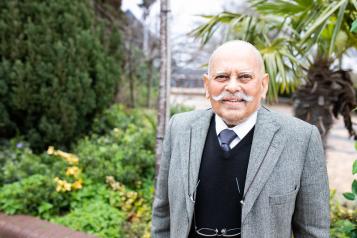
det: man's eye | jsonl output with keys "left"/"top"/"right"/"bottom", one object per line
{"left": 239, "top": 74, "right": 253, "bottom": 80}
{"left": 215, "top": 75, "right": 228, "bottom": 80}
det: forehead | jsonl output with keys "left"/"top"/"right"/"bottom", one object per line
{"left": 209, "top": 50, "right": 259, "bottom": 75}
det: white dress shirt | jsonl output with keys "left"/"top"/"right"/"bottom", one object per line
{"left": 215, "top": 111, "right": 257, "bottom": 149}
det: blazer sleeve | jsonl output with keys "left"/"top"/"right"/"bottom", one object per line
{"left": 151, "top": 115, "right": 176, "bottom": 238}
{"left": 292, "top": 126, "right": 330, "bottom": 238}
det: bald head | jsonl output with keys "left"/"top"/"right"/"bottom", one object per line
{"left": 208, "top": 40, "right": 265, "bottom": 77}
{"left": 203, "top": 40, "right": 269, "bottom": 125}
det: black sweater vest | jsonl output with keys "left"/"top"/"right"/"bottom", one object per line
{"left": 189, "top": 116, "right": 254, "bottom": 238}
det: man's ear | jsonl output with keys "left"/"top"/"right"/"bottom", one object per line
{"left": 261, "top": 73, "right": 269, "bottom": 99}
{"left": 203, "top": 74, "right": 210, "bottom": 99}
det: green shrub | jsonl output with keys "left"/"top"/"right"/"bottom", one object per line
{"left": 330, "top": 145, "right": 357, "bottom": 237}
{"left": 105, "top": 176, "right": 152, "bottom": 238}
{"left": 330, "top": 190, "right": 357, "bottom": 237}
{"left": 51, "top": 201, "right": 125, "bottom": 238}
{"left": 0, "top": 138, "right": 65, "bottom": 186}
{"left": 74, "top": 105, "right": 156, "bottom": 187}
{"left": 170, "top": 104, "right": 194, "bottom": 116}
{"left": 343, "top": 159, "right": 357, "bottom": 201}
{"left": 330, "top": 220, "right": 357, "bottom": 238}
{"left": 0, "top": 104, "right": 156, "bottom": 237}
{"left": 0, "top": 0, "right": 122, "bottom": 151}
{"left": 91, "top": 104, "right": 156, "bottom": 135}
{"left": 0, "top": 174, "right": 71, "bottom": 219}
{"left": 69, "top": 181, "right": 118, "bottom": 210}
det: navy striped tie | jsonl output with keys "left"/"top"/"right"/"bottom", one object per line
{"left": 219, "top": 129, "right": 237, "bottom": 152}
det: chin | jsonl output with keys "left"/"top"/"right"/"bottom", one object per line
{"left": 220, "top": 111, "right": 247, "bottom": 125}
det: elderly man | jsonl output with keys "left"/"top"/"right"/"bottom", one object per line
{"left": 152, "top": 40, "right": 330, "bottom": 238}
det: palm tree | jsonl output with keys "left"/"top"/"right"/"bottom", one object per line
{"left": 192, "top": 0, "right": 357, "bottom": 145}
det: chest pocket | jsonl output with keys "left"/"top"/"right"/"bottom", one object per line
{"left": 269, "top": 185, "right": 299, "bottom": 205}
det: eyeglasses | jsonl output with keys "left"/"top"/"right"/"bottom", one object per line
{"left": 196, "top": 227, "right": 241, "bottom": 237}
{"left": 189, "top": 177, "right": 243, "bottom": 237}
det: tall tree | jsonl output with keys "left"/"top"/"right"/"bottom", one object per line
{"left": 139, "top": 0, "right": 159, "bottom": 108}
{"left": 155, "top": 0, "right": 171, "bottom": 176}
{"left": 0, "top": 0, "right": 123, "bottom": 151}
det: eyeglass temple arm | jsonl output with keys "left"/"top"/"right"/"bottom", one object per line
{"left": 235, "top": 177, "right": 245, "bottom": 205}
{"left": 189, "top": 180, "right": 200, "bottom": 202}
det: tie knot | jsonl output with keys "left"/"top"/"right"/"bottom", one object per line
{"left": 219, "top": 129, "right": 237, "bottom": 145}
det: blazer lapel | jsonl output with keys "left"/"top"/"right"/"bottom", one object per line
{"left": 242, "top": 106, "right": 285, "bottom": 223}
{"left": 180, "top": 109, "right": 213, "bottom": 223}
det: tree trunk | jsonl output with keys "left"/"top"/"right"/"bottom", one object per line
{"left": 155, "top": 0, "right": 170, "bottom": 178}
{"left": 128, "top": 40, "right": 135, "bottom": 108}
{"left": 146, "top": 59, "right": 153, "bottom": 108}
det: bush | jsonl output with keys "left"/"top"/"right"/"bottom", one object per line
{"left": 75, "top": 105, "right": 156, "bottom": 187}
{"left": 330, "top": 190, "right": 357, "bottom": 237}
{"left": 0, "top": 174, "right": 71, "bottom": 219}
{"left": 0, "top": 104, "right": 156, "bottom": 237}
{"left": 106, "top": 176, "right": 152, "bottom": 238}
{"left": 0, "top": 138, "right": 65, "bottom": 186}
{"left": 0, "top": 0, "right": 122, "bottom": 151}
{"left": 170, "top": 104, "right": 194, "bottom": 116}
{"left": 51, "top": 201, "right": 125, "bottom": 238}
{"left": 330, "top": 147, "right": 357, "bottom": 237}
{"left": 91, "top": 104, "right": 156, "bottom": 136}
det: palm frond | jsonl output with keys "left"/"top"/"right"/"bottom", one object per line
{"left": 328, "top": 0, "right": 348, "bottom": 57}
{"left": 300, "top": 0, "right": 347, "bottom": 43}
{"left": 190, "top": 12, "right": 243, "bottom": 44}
{"left": 254, "top": 0, "right": 309, "bottom": 16}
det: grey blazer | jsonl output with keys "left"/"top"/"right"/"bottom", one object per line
{"left": 152, "top": 106, "right": 330, "bottom": 238}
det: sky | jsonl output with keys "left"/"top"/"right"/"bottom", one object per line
{"left": 122, "top": 0, "right": 226, "bottom": 36}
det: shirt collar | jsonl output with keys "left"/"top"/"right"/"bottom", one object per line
{"left": 215, "top": 111, "right": 257, "bottom": 140}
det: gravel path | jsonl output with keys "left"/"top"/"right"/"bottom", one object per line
{"left": 171, "top": 90, "right": 357, "bottom": 199}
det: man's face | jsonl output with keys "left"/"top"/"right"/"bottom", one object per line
{"left": 203, "top": 48, "right": 269, "bottom": 126}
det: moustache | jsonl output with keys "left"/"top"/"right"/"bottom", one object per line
{"left": 211, "top": 91, "right": 254, "bottom": 102}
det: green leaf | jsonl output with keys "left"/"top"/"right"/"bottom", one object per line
{"left": 332, "top": 220, "right": 355, "bottom": 234}
{"left": 38, "top": 202, "right": 53, "bottom": 214}
{"left": 343, "top": 192, "right": 356, "bottom": 200}
{"left": 328, "top": 0, "right": 347, "bottom": 57}
{"left": 301, "top": 0, "right": 346, "bottom": 43}
{"left": 351, "top": 19, "right": 357, "bottom": 33}
{"left": 353, "top": 159, "right": 357, "bottom": 175}
{"left": 352, "top": 179, "right": 357, "bottom": 195}
{"left": 276, "top": 53, "right": 286, "bottom": 84}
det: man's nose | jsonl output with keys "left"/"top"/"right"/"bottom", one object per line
{"left": 225, "top": 77, "right": 241, "bottom": 93}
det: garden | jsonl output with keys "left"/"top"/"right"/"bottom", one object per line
{"left": 0, "top": 0, "right": 356, "bottom": 237}
{"left": 0, "top": 104, "right": 158, "bottom": 238}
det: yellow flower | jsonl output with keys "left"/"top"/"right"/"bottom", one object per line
{"left": 56, "top": 150, "right": 79, "bottom": 165}
{"left": 66, "top": 154, "right": 79, "bottom": 165}
{"left": 47, "top": 146, "right": 55, "bottom": 155}
{"left": 48, "top": 147, "right": 79, "bottom": 165}
{"left": 71, "top": 179, "right": 83, "bottom": 190}
{"left": 54, "top": 177, "right": 72, "bottom": 192}
{"left": 63, "top": 182, "right": 71, "bottom": 191}
{"left": 66, "top": 166, "right": 80, "bottom": 177}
